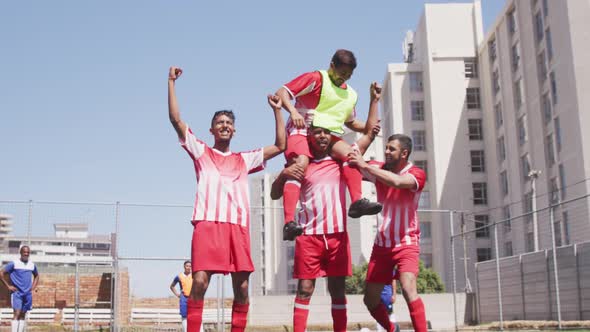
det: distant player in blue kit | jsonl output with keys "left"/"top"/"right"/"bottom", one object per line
{"left": 0, "top": 246, "right": 39, "bottom": 332}
{"left": 170, "top": 260, "right": 193, "bottom": 332}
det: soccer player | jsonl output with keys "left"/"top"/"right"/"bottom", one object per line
{"left": 276, "top": 49, "right": 382, "bottom": 241}
{"left": 377, "top": 272, "right": 399, "bottom": 332}
{"left": 0, "top": 246, "right": 39, "bottom": 332}
{"left": 271, "top": 82, "right": 381, "bottom": 332}
{"left": 168, "top": 66, "right": 286, "bottom": 332}
{"left": 170, "top": 261, "right": 194, "bottom": 331}
{"left": 348, "top": 134, "right": 428, "bottom": 332}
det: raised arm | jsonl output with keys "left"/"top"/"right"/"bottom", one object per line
{"left": 355, "top": 82, "right": 382, "bottom": 154}
{"left": 168, "top": 66, "right": 188, "bottom": 142}
{"left": 263, "top": 95, "right": 287, "bottom": 161}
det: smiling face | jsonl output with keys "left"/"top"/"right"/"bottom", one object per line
{"left": 20, "top": 246, "right": 30, "bottom": 263}
{"left": 183, "top": 261, "right": 192, "bottom": 275}
{"left": 308, "top": 126, "right": 332, "bottom": 156}
{"left": 384, "top": 139, "right": 407, "bottom": 170}
{"left": 209, "top": 113, "right": 235, "bottom": 143}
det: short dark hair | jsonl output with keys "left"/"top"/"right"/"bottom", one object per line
{"left": 20, "top": 245, "right": 30, "bottom": 253}
{"left": 211, "top": 110, "right": 235, "bottom": 127}
{"left": 388, "top": 134, "right": 413, "bottom": 159}
{"left": 331, "top": 49, "right": 357, "bottom": 69}
{"left": 183, "top": 260, "right": 191, "bottom": 266}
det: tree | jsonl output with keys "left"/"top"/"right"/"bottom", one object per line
{"left": 345, "top": 260, "right": 444, "bottom": 294}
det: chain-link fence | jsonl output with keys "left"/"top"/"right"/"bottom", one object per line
{"left": 451, "top": 193, "right": 590, "bottom": 330}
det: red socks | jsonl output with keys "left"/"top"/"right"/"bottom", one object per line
{"left": 331, "top": 297, "right": 347, "bottom": 332}
{"left": 408, "top": 298, "right": 427, "bottom": 332}
{"left": 283, "top": 181, "right": 301, "bottom": 223}
{"left": 370, "top": 302, "right": 393, "bottom": 332}
{"left": 342, "top": 163, "right": 362, "bottom": 202}
{"left": 293, "top": 297, "right": 310, "bottom": 332}
{"left": 187, "top": 299, "right": 204, "bottom": 332}
{"left": 231, "top": 302, "right": 249, "bottom": 332}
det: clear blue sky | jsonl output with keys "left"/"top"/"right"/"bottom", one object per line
{"left": 0, "top": 1, "right": 505, "bottom": 297}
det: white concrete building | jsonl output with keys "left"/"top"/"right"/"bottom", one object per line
{"left": 382, "top": 0, "right": 590, "bottom": 291}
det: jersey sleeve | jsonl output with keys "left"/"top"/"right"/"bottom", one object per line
{"left": 32, "top": 265, "right": 38, "bottom": 277}
{"left": 3, "top": 262, "right": 14, "bottom": 273}
{"left": 172, "top": 276, "right": 179, "bottom": 284}
{"left": 180, "top": 127, "right": 206, "bottom": 160}
{"left": 283, "top": 72, "right": 322, "bottom": 99}
{"left": 408, "top": 166, "right": 427, "bottom": 192}
{"left": 242, "top": 149, "right": 265, "bottom": 174}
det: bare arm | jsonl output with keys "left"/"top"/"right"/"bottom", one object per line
{"left": 0, "top": 269, "right": 16, "bottom": 292}
{"left": 355, "top": 82, "right": 383, "bottom": 154}
{"left": 349, "top": 153, "right": 417, "bottom": 189}
{"left": 262, "top": 95, "right": 287, "bottom": 161}
{"left": 32, "top": 273, "right": 39, "bottom": 292}
{"left": 270, "top": 164, "right": 305, "bottom": 200}
{"left": 344, "top": 119, "right": 366, "bottom": 133}
{"left": 276, "top": 87, "right": 305, "bottom": 129}
{"left": 168, "top": 67, "right": 188, "bottom": 142}
{"left": 169, "top": 280, "right": 180, "bottom": 298}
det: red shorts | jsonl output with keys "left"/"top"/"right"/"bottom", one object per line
{"left": 366, "top": 245, "right": 420, "bottom": 283}
{"left": 284, "top": 134, "right": 343, "bottom": 161}
{"left": 293, "top": 232, "right": 351, "bottom": 279}
{"left": 191, "top": 221, "right": 254, "bottom": 274}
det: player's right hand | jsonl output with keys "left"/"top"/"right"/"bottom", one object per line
{"left": 8, "top": 285, "right": 17, "bottom": 292}
{"left": 169, "top": 67, "right": 183, "bottom": 81}
{"left": 291, "top": 112, "right": 306, "bottom": 129}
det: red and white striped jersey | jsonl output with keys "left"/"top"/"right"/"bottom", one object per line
{"left": 364, "top": 161, "right": 426, "bottom": 248}
{"left": 283, "top": 71, "right": 356, "bottom": 137}
{"left": 181, "top": 127, "right": 265, "bottom": 227}
{"left": 296, "top": 157, "right": 347, "bottom": 235}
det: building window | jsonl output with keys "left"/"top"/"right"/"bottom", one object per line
{"left": 537, "top": 51, "right": 547, "bottom": 84}
{"left": 503, "top": 205, "right": 511, "bottom": 233}
{"left": 465, "top": 58, "right": 478, "bottom": 78}
{"left": 521, "top": 154, "right": 531, "bottom": 182}
{"left": 500, "top": 171, "right": 509, "bottom": 196}
{"left": 466, "top": 88, "right": 481, "bottom": 109}
{"left": 546, "top": 134, "right": 555, "bottom": 166}
{"left": 419, "top": 191, "right": 431, "bottom": 209}
{"left": 468, "top": 119, "right": 483, "bottom": 140}
{"left": 526, "top": 232, "right": 535, "bottom": 252}
{"left": 420, "top": 222, "right": 431, "bottom": 239}
{"left": 554, "top": 117, "right": 562, "bottom": 152}
{"left": 559, "top": 164, "right": 567, "bottom": 199}
{"left": 470, "top": 150, "right": 485, "bottom": 172}
{"left": 420, "top": 253, "right": 433, "bottom": 268}
{"left": 410, "top": 72, "right": 423, "bottom": 92}
{"left": 507, "top": 8, "right": 517, "bottom": 35}
{"left": 492, "top": 70, "right": 500, "bottom": 95}
{"left": 494, "top": 103, "right": 503, "bottom": 128}
{"left": 472, "top": 182, "right": 488, "bottom": 205}
{"left": 546, "top": 28, "right": 553, "bottom": 60}
{"left": 550, "top": 71, "right": 557, "bottom": 104}
{"left": 554, "top": 220, "right": 562, "bottom": 247}
{"left": 517, "top": 116, "right": 527, "bottom": 145}
{"left": 287, "top": 246, "right": 295, "bottom": 260}
{"left": 477, "top": 248, "right": 492, "bottom": 262}
{"left": 412, "top": 130, "right": 426, "bottom": 151}
{"left": 488, "top": 39, "right": 497, "bottom": 62}
{"left": 535, "top": 12, "right": 544, "bottom": 42}
{"left": 413, "top": 160, "right": 428, "bottom": 176}
{"left": 511, "top": 43, "right": 520, "bottom": 72}
{"left": 497, "top": 136, "right": 506, "bottom": 162}
{"left": 542, "top": 93, "right": 552, "bottom": 124}
{"left": 411, "top": 100, "right": 425, "bottom": 121}
{"left": 475, "top": 215, "right": 490, "bottom": 238}
{"left": 514, "top": 79, "right": 523, "bottom": 109}
{"left": 504, "top": 242, "right": 513, "bottom": 257}
{"left": 549, "top": 177, "right": 559, "bottom": 205}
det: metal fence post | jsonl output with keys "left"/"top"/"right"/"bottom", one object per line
{"left": 113, "top": 201, "right": 120, "bottom": 332}
{"left": 549, "top": 206, "right": 562, "bottom": 329}
{"left": 493, "top": 223, "right": 503, "bottom": 330}
{"left": 217, "top": 275, "right": 222, "bottom": 331}
{"left": 75, "top": 260, "right": 80, "bottom": 332}
{"left": 27, "top": 199, "right": 33, "bottom": 245}
{"left": 449, "top": 211, "right": 458, "bottom": 332}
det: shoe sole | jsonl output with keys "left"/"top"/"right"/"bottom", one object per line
{"left": 348, "top": 205, "right": 383, "bottom": 218}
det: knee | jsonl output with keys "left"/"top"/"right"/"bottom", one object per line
{"left": 235, "top": 283, "right": 249, "bottom": 302}
{"left": 401, "top": 282, "right": 418, "bottom": 301}
{"left": 297, "top": 284, "right": 314, "bottom": 300}
{"left": 190, "top": 277, "right": 208, "bottom": 298}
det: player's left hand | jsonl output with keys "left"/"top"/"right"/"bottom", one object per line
{"left": 347, "top": 150, "right": 368, "bottom": 168}
{"left": 370, "top": 82, "right": 382, "bottom": 101}
{"left": 267, "top": 94, "right": 282, "bottom": 110}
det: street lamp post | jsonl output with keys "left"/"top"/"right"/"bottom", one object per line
{"left": 528, "top": 169, "right": 542, "bottom": 251}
